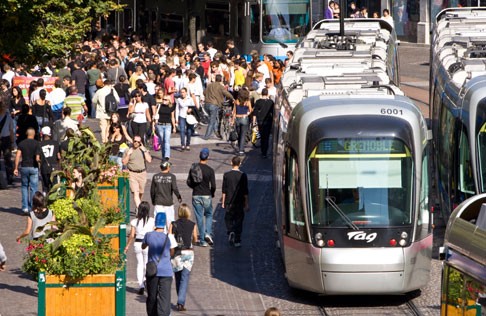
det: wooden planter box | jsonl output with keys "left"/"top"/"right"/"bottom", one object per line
{"left": 38, "top": 271, "right": 125, "bottom": 316}
{"left": 37, "top": 224, "right": 127, "bottom": 316}
{"left": 97, "top": 177, "right": 130, "bottom": 223}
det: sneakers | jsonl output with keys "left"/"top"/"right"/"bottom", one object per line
{"left": 234, "top": 242, "right": 241, "bottom": 248}
{"left": 228, "top": 232, "right": 235, "bottom": 246}
{"left": 204, "top": 234, "right": 214, "bottom": 246}
{"left": 198, "top": 241, "right": 209, "bottom": 247}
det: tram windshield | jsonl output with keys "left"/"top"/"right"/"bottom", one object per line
{"left": 261, "top": 0, "right": 310, "bottom": 44}
{"left": 308, "top": 138, "right": 414, "bottom": 227}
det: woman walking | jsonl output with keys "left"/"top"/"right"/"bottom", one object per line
{"left": 125, "top": 202, "right": 155, "bottom": 295}
{"left": 152, "top": 90, "right": 176, "bottom": 161}
{"left": 31, "top": 89, "right": 53, "bottom": 129}
{"left": 175, "top": 88, "right": 195, "bottom": 151}
{"left": 169, "top": 203, "right": 197, "bottom": 312}
{"left": 233, "top": 88, "right": 252, "bottom": 155}
{"left": 127, "top": 92, "right": 151, "bottom": 144}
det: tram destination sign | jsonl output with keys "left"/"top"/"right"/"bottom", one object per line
{"left": 317, "top": 138, "right": 406, "bottom": 154}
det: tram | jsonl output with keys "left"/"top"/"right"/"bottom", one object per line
{"left": 440, "top": 194, "right": 486, "bottom": 315}
{"left": 238, "top": 0, "right": 312, "bottom": 59}
{"left": 429, "top": 7, "right": 486, "bottom": 219}
{"left": 273, "top": 19, "right": 433, "bottom": 294}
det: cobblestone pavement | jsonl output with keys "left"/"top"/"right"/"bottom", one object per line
{"left": 0, "top": 43, "right": 444, "bottom": 316}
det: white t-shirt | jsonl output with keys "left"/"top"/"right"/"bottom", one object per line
{"left": 132, "top": 102, "right": 149, "bottom": 123}
{"left": 47, "top": 88, "right": 66, "bottom": 106}
{"left": 130, "top": 217, "right": 155, "bottom": 240}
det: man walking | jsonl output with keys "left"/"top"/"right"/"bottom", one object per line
{"left": 252, "top": 88, "right": 274, "bottom": 158}
{"left": 39, "top": 126, "right": 60, "bottom": 195}
{"left": 92, "top": 79, "right": 120, "bottom": 143}
{"left": 151, "top": 160, "right": 182, "bottom": 228}
{"left": 14, "top": 128, "right": 41, "bottom": 213}
{"left": 187, "top": 148, "right": 216, "bottom": 247}
{"left": 203, "top": 74, "right": 234, "bottom": 140}
{"left": 122, "top": 135, "right": 152, "bottom": 208}
{"left": 221, "top": 156, "right": 249, "bottom": 248}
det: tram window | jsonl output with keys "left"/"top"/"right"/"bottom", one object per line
{"left": 418, "top": 150, "right": 431, "bottom": 235}
{"left": 308, "top": 138, "right": 413, "bottom": 227}
{"left": 442, "top": 265, "right": 486, "bottom": 315}
{"left": 478, "top": 121, "right": 486, "bottom": 192}
{"left": 250, "top": 3, "right": 260, "bottom": 44}
{"left": 439, "top": 108, "right": 455, "bottom": 202}
{"left": 458, "top": 129, "right": 475, "bottom": 197}
{"left": 284, "top": 150, "right": 307, "bottom": 241}
{"left": 261, "top": 0, "right": 309, "bottom": 44}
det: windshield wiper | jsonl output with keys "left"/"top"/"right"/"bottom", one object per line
{"left": 325, "top": 197, "right": 360, "bottom": 231}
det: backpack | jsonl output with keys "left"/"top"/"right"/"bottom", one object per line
{"left": 187, "top": 163, "right": 203, "bottom": 187}
{"left": 105, "top": 88, "right": 119, "bottom": 114}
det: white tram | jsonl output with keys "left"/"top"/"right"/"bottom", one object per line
{"left": 273, "top": 19, "right": 433, "bottom": 294}
{"left": 429, "top": 8, "right": 486, "bottom": 219}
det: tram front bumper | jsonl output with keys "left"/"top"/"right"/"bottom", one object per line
{"left": 320, "top": 247, "right": 406, "bottom": 294}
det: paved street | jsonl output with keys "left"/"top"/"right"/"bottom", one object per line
{"left": 0, "top": 43, "right": 444, "bottom": 316}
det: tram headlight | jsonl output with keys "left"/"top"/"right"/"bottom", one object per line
{"left": 401, "top": 232, "right": 408, "bottom": 239}
{"left": 314, "top": 233, "right": 325, "bottom": 247}
{"left": 399, "top": 239, "right": 407, "bottom": 247}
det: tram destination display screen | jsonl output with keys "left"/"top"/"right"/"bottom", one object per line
{"left": 317, "top": 139, "right": 406, "bottom": 155}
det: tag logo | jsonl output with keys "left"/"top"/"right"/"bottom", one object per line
{"left": 347, "top": 231, "right": 377, "bottom": 243}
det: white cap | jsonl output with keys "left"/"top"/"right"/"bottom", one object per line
{"left": 41, "top": 126, "right": 51, "bottom": 136}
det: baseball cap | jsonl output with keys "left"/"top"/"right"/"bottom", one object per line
{"left": 160, "top": 161, "right": 172, "bottom": 170}
{"left": 155, "top": 212, "right": 167, "bottom": 229}
{"left": 41, "top": 126, "right": 51, "bottom": 136}
{"left": 200, "top": 148, "right": 210, "bottom": 160}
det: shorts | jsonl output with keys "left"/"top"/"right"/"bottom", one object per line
{"left": 129, "top": 171, "right": 147, "bottom": 193}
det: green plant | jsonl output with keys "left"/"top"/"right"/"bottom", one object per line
{"left": 75, "top": 198, "right": 102, "bottom": 227}
{"left": 50, "top": 198, "right": 78, "bottom": 225}
{"left": 101, "top": 205, "right": 125, "bottom": 226}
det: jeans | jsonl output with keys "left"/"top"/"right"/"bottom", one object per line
{"left": 88, "top": 85, "right": 98, "bottom": 118}
{"left": 155, "top": 124, "right": 172, "bottom": 159}
{"left": 131, "top": 121, "right": 147, "bottom": 143}
{"left": 133, "top": 241, "right": 148, "bottom": 289}
{"left": 178, "top": 116, "right": 194, "bottom": 147}
{"left": 204, "top": 103, "right": 219, "bottom": 138}
{"left": 20, "top": 167, "right": 38, "bottom": 211}
{"left": 192, "top": 195, "right": 213, "bottom": 241}
{"left": 235, "top": 117, "right": 249, "bottom": 152}
{"left": 175, "top": 267, "right": 191, "bottom": 305}
{"left": 52, "top": 110, "right": 62, "bottom": 121}
{"left": 146, "top": 276, "right": 172, "bottom": 316}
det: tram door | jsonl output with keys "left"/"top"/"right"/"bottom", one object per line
{"left": 283, "top": 149, "right": 322, "bottom": 292}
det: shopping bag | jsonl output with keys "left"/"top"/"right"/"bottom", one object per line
{"left": 153, "top": 133, "right": 161, "bottom": 151}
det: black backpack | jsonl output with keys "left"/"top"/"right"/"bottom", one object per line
{"left": 187, "top": 163, "right": 203, "bottom": 188}
{"left": 105, "top": 89, "right": 119, "bottom": 114}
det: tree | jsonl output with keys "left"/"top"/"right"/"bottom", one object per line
{"left": 0, "top": 0, "right": 122, "bottom": 65}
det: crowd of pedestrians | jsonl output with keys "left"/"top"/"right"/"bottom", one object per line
{"left": 0, "top": 31, "right": 285, "bottom": 315}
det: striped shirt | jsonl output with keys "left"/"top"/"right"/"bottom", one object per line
{"left": 64, "top": 95, "right": 85, "bottom": 117}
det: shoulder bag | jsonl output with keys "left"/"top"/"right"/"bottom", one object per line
{"left": 145, "top": 233, "right": 169, "bottom": 277}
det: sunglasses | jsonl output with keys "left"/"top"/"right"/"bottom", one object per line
{"left": 134, "top": 140, "right": 141, "bottom": 143}
{"left": 163, "top": 99, "right": 170, "bottom": 101}
{"left": 135, "top": 95, "right": 142, "bottom": 98}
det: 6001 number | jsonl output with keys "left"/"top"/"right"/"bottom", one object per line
{"left": 380, "top": 108, "right": 403, "bottom": 115}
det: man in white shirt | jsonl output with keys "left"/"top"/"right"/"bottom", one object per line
{"left": 52, "top": 107, "right": 79, "bottom": 142}
{"left": 2, "top": 65, "right": 15, "bottom": 87}
{"left": 47, "top": 79, "right": 66, "bottom": 121}
{"left": 92, "top": 80, "right": 120, "bottom": 143}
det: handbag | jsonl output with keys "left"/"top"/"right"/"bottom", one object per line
{"left": 229, "top": 128, "right": 238, "bottom": 142}
{"left": 145, "top": 233, "right": 169, "bottom": 277}
{"left": 153, "top": 132, "right": 161, "bottom": 151}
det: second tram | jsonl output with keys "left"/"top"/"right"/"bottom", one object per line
{"left": 273, "top": 19, "right": 433, "bottom": 294}
{"left": 430, "top": 7, "right": 486, "bottom": 219}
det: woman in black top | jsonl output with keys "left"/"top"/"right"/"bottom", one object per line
{"left": 31, "top": 89, "right": 53, "bottom": 129}
{"left": 9, "top": 86, "right": 26, "bottom": 149}
{"left": 152, "top": 92, "right": 176, "bottom": 161}
{"left": 168, "top": 203, "right": 197, "bottom": 312}
{"left": 108, "top": 122, "right": 127, "bottom": 170}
